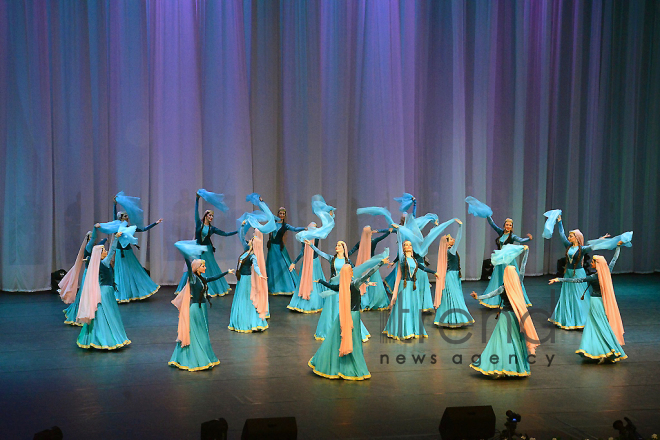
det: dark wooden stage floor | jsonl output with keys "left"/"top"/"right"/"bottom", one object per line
{"left": 2, "top": 274, "right": 659, "bottom": 439}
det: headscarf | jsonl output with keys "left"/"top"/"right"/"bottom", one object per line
{"left": 338, "top": 265, "right": 354, "bottom": 357}
{"left": 250, "top": 231, "right": 269, "bottom": 319}
{"left": 434, "top": 235, "right": 450, "bottom": 308}
{"left": 503, "top": 265, "right": 540, "bottom": 355}
{"left": 297, "top": 223, "right": 317, "bottom": 300}
{"left": 570, "top": 229, "right": 584, "bottom": 247}
{"left": 59, "top": 234, "right": 88, "bottom": 304}
{"left": 593, "top": 255, "right": 625, "bottom": 345}
{"left": 355, "top": 226, "right": 373, "bottom": 295}
{"left": 76, "top": 245, "right": 104, "bottom": 325}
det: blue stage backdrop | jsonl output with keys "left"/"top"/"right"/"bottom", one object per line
{"left": 1, "top": 0, "right": 658, "bottom": 291}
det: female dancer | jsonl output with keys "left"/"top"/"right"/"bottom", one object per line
{"left": 479, "top": 215, "right": 532, "bottom": 308}
{"left": 433, "top": 220, "right": 474, "bottom": 328}
{"left": 549, "top": 243, "right": 626, "bottom": 362}
{"left": 347, "top": 226, "right": 392, "bottom": 310}
{"left": 169, "top": 250, "right": 234, "bottom": 371}
{"left": 383, "top": 240, "right": 439, "bottom": 340}
{"left": 548, "top": 216, "right": 606, "bottom": 329}
{"left": 228, "top": 234, "right": 269, "bottom": 333}
{"left": 76, "top": 233, "right": 131, "bottom": 350}
{"left": 266, "top": 207, "right": 305, "bottom": 295}
{"left": 305, "top": 240, "right": 370, "bottom": 341}
{"left": 174, "top": 193, "right": 238, "bottom": 298}
{"left": 62, "top": 228, "right": 107, "bottom": 325}
{"left": 308, "top": 255, "right": 389, "bottom": 380}
{"left": 469, "top": 246, "right": 539, "bottom": 377}
{"left": 113, "top": 197, "right": 162, "bottom": 302}
{"left": 287, "top": 224, "right": 325, "bottom": 313}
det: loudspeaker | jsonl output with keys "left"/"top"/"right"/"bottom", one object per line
{"left": 33, "top": 426, "right": 63, "bottom": 440}
{"left": 480, "top": 259, "right": 494, "bottom": 281}
{"left": 439, "top": 406, "right": 496, "bottom": 440}
{"left": 241, "top": 417, "right": 297, "bottom": 440}
{"left": 201, "top": 418, "right": 228, "bottom": 440}
{"left": 51, "top": 270, "right": 66, "bottom": 293}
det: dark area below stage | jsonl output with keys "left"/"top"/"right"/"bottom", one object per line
{"left": 1, "top": 274, "right": 659, "bottom": 439}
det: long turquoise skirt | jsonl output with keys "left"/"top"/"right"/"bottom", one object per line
{"left": 169, "top": 303, "right": 220, "bottom": 371}
{"left": 383, "top": 282, "right": 427, "bottom": 340}
{"left": 175, "top": 246, "right": 231, "bottom": 297}
{"left": 469, "top": 310, "right": 530, "bottom": 377}
{"left": 480, "top": 261, "right": 531, "bottom": 308}
{"left": 384, "top": 265, "right": 397, "bottom": 290}
{"left": 77, "top": 285, "right": 131, "bottom": 350}
{"left": 287, "top": 258, "right": 325, "bottom": 313}
{"left": 576, "top": 297, "right": 627, "bottom": 362}
{"left": 314, "top": 292, "right": 370, "bottom": 342}
{"left": 308, "top": 311, "right": 370, "bottom": 380}
{"left": 433, "top": 271, "right": 474, "bottom": 328}
{"left": 267, "top": 244, "right": 300, "bottom": 295}
{"left": 417, "top": 270, "right": 435, "bottom": 312}
{"left": 114, "top": 247, "right": 160, "bottom": 303}
{"left": 360, "top": 270, "right": 390, "bottom": 311}
{"left": 228, "top": 276, "right": 268, "bottom": 333}
{"left": 549, "top": 268, "right": 590, "bottom": 329}
{"left": 63, "top": 268, "right": 86, "bottom": 326}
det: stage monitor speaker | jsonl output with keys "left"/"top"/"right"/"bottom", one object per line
{"left": 241, "top": 417, "right": 297, "bottom": 440}
{"left": 201, "top": 418, "right": 228, "bottom": 440}
{"left": 480, "top": 259, "right": 494, "bottom": 281}
{"left": 439, "top": 406, "right": 496, "bottom": 440}
{"left": 33, "top": 426, "right": 63, "bottom": 440}
{"left": 51, "top": 269, "right": 66, "bottom": 293}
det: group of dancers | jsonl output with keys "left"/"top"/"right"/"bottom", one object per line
{"left": 57, "top": 191, "right": 632, "bottom": 380}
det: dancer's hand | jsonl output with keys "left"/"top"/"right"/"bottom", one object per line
{"left": 434, "top": 272, "right": 440, "bottom": 279}
{"left": 367, "top": 282, "right": 377, "bottom": 287}
{"left": 388, "top": 262, "right": 395, "bottom": 268}
{"left": 548, "top": 278, "right": 559, "bottom": 284}
{"left": 618, "top": 240, "right": 623, "bottom": 245}
{"left": 95, "top": 223, "right": 100, "bottom": 228}
{"left": 382, "top": 257, "right": 390, "bottom": 265}
{"left": 313, "top": 279, "right": 320, "bottom": 283}
{"left": 116, "top": 232, "right": 123, "bottom": 238}
{"left": 156, "top": 218, "right": 163, "bottom": 224}
{"left": 557, "top": 215, "right": 561, "bottom": 222}
{"left": 260, "top": 275, "right": 267, "bottom": 280}
{"left": 526, "top": 233, "right": 533, "bottom": 240}
{"left": 228, "top": 269, "right": 235, "bottom": 275}
{"left": 470, "top": 292, "right": 478, "bottom": 299}
{"left": 456, "top": 219, "right": 462, "bottom": 225}
{"left": 600, "top": 233, "right": 611, "bottom": 239}
{"left": 289, "top": 263, "right": 295, "bottom": 272}
{"left": 524, "top": 245, "right": 529, "bottom": 250}
{"left": 391, "top": 224, "right": 399, "bottom": 229}
{"left": 304, "top": 240, "right": 312, "bottom": 245}
{"left": 434, "top": 220, "right": 439, "bottom": 226}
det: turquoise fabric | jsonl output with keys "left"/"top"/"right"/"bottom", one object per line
{"left": 479, "top": 260, "right": 531, "bottom": 308}
{"left": 576, "top": 297, "right": 626, "bottom": 362}
{"left": 228, "top": 275, "right": 268, "bottom": 333}
{"left": 383, "top": 257, "right": 427, "bottom": 339}
{"left": 175, "top": 246, "right": 231, "bottom": 297}
{"left": 549, "top": 267, "right": 590, "bottom": 329}
{"left": 266, "top": 242, "right": 299, "bottom": 295}
{"left": 288, "top": 258, "right": 325, "bottom": 313}
{"left": 169, "top": 303, "right": 220, "bottom": 371}
{"left": 469, "top": 310, "right": 531, "bottom": 377}
{"left": 77, "top": 285, "right": 130, "bottom": 350}
{"left": 114, "top": 246, "right": 160, "bottom": 303}
{"left": 360, "top": 269, "right": 390, "bottom": 311}
{"left": 434, "top": 271, "right": 474, "bottom": 328}
{"left": 416, "top": 269, "right": 434, "bottom": 312}
{"left": 308, "top": 311, "right": 370, "bottom": 380}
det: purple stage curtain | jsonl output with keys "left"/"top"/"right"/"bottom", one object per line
{"left": 1, "top": 0, "right": 658, "bottom": 291}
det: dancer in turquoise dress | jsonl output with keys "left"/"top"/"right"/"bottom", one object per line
{"left": 306, "top": 241, "right": 370, "bottom": 341}
{"left": 347, "top": 226, "right": 392, "bottom": 310}
{"left": 228, "top": 235, "right": 269, "bottom": 333}
{"left": 76, "top": 233, "right": 131, "bottom": 350}
{"left": 266, "top": 207, "right": 305, "bottom": 295}
{"left": 112, "top": 195, "right": 162, "bottom": 302}
{"left": 546, "top": 216, "right": 611, "bottom": 329}
{"left": 383, "top": 240, "right": 438, "bottom": 340}
{"left": 174, "top": 193, "right": 238, "bottom": 298}
{"left": 287, "top": 230, "right": 325, "bottom": 313}
{"left": 308, "top": 254, "right": 389, "bottom": 380}
{"left": 433, "top": 220, "right": 474, "bottom": 328}
{"left": 469, "top": 246, "right": 540, "bottom": 377}
{"left": 63, "top": 228, "right": 107, "bottom": 326}
{"left": 550, "top": 244, "right": 627, "bottom": 362}
{"left": 170, "top": 244, "right": 233, "bottom": 371}
{"left": 479, "top": 216, "right": 532, "bottom": 308}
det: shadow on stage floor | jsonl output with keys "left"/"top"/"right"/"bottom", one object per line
{"left": 1, "top": 274, "right": 659, "bottom": 439}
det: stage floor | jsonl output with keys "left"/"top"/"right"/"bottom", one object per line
{"left": 1, "top": 274, "right": 659, "bottom": 439}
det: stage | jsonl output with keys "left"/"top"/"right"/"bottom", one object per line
{"left": 1, "top": 274, "right": 658, "bottom": 439}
